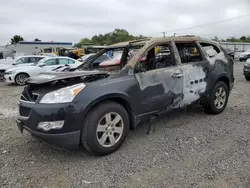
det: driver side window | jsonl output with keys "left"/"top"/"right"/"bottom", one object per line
{"left": 44, "top": 59, "right": 57, "bottom": 66}
{"left": 135, "top": 43, "right": 175, "bottom": 72}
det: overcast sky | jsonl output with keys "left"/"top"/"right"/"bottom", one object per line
{"left": 0, "top": 0, "right": 250, "bottom": 45}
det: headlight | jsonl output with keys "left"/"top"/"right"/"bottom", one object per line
{"left": 5, "top": 71, "right": 15, "bottom": 75}
{"left": 39, "top": 83, "right": 86, "bottom": 104}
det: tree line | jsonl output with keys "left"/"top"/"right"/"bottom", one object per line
{"left": 74, "top": 29, "right": 147, "bottom": 48}
{"left": 9, "top": 31, "right": 250, "bottom": 46}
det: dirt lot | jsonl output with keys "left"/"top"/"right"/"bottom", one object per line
{"left": 0, "top": 61, "right": 250, "bottom": 188}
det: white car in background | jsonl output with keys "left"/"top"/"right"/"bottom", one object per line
{"left": 239, "top": 49, "right": 250, "bottom": 61}
{"left": 0, "top": 55, "right": 46, "bottom": 81}
{"left": 4, "top": 56, "right": 81, "bottom": 85}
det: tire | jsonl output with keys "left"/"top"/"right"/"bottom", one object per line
{"left": 15, "top": 73, "right": 29, "bottom": 86}
{"left": 81, "top": 101, "right": 129, "bottom": 156}
{"left": 245, "top": 75, "right": 250, "bottom": 81}
{"left": 204, "top": 81, "right": 229, "bottom": 115}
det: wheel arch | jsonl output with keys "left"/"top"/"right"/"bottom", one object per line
{"left": 216, "top": 75, "right": 229, "bottom": 89}
{"left": 206, "top": 73, "right": 230, "bottom": 98}
{"left": 14, "top": 72, "right": 30, "bottom": 85}
{"left": 15, "top": 72, "right": 30, "bottom": 78}
{"left": 83, "top": 93, "right": 137, "bottom": 130}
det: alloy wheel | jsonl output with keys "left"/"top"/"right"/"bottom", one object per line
{"left": 16, "top": 74, "right": 28, "bottom": 85}
{"left": 96, "top": 112, "right": 124, "bottom": 148}
{"left": 214, "top": 87, "right": 226, "bottom": 109}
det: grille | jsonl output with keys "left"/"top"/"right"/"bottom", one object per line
{"left": 19, "top": 106, "right": 31, "bottom": 117}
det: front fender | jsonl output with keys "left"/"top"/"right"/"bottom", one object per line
{"left": 83, "top": 92, "right": 132, "bottom": 115}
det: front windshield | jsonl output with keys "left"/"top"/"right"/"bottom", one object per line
{"left": 78, "top": 44, "right": 144, "bottom": 71}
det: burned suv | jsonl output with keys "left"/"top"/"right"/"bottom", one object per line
{"left": 17, "top": 36, "right": 234, "bottom": 156}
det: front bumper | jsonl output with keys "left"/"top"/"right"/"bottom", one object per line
{"left": 4, "top": 74, "right": 15, "bottom": 83}
{"left": 239, "top": 56, "right": 249, "bottom": 61}
{"left": 17, "top": 101, "right": 85, "bottom": 149}
{"left": 17, "top": 120, "right": 80, "bottom": 149}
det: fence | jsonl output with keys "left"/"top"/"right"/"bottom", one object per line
{"left": 219, "top": 42, "right": 250, "bottom": 59}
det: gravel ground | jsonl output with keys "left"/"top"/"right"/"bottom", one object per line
{"left": 1, "top": 61, "right": 250, "bottom": 188}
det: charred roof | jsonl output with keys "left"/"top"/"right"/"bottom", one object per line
{"left": 108, "top": 36, "right": 210, "bottom": 48}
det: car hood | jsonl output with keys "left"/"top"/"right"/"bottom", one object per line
{"left": 26, "top": 70, "right": 109, "bottom": 84}
{"left": 5, "top": 65, "right": 38, "bottom": 72}
{"left": 0, "top": 64, "right": 13, "bottom": 70}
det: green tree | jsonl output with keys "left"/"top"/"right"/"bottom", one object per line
{"left": 75, "top": 29, "right": 147, "bottom": 47}
{"left": 75, "top": 38, "right": 93, "bottom": 48}
{"left": 213, "top": 36, "right": 219, "bottom": 41}
{"left": 11, "top": 35, "right": 24, "bottom": 44}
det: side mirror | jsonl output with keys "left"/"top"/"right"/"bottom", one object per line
{"left": 39, "top": 62, "right": 46, "bottom": 67}
{"left": 207, "top": 49, "right": 217, "bottom": 58}
{"left": 12, "top": 63, "right": 17, "bottom": 66}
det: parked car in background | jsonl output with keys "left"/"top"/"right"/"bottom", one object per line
{"left": 39, "top": 53, "right": 58, "bottom": 57}
{"left": 4, "top": 56, "right": 81, "bottom": 85}
{"left": 243, "top": 58, "right": 250, "bottom": 80}
{"left": 239, "top": 49, "right": 250, "bottom": 61}
{"left": 78, "top": 53, "right": 111, "bottom": 66}
{"left": 16, "top": 36, "right": 234, "bottom": 156}
{"left": 0, "top": 55, "right": 45, "bottom": 81}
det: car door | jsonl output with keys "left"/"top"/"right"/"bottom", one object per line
{"left": 173, "top": 41, "right": 210, "bottom": 106}
{"left": 39, "top": 58, "right": 60, "bottom": 73}
{"left": 134, "top": 43, "right": 184, "bottom": 114}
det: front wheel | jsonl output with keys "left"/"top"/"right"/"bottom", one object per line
{"left": 15, "top": 73, "right": 29, "bottom": 86}
{"left": 204, "top": 81, "right": 229, "bottom": 114}
{"left": 81, "top": 101, "right": 129, "bottom": 156}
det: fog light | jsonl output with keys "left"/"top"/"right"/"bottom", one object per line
{"left": 37, "top": 121, "right": 64, "bottom": 131}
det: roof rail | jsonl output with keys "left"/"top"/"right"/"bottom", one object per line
{"left": 129, "top": 38, "right": 151, "bottom": 45}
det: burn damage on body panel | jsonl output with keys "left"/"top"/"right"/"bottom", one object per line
{"left": 135, "top": 63, "right": 208, "bottom": 111}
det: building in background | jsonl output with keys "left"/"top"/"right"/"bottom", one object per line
{"left": 0, "top": 46, "right": 15, "bottom": 59}
{"left": 6, "top": 41, "right": 73, "bottom": 56}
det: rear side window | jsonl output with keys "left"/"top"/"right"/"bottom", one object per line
{"left": 59, "top": 59, "right": 69, "bottom": 65}
{"left": 28, "top": 57, "right": 37, "bottom": 63}
{"left": 175, "top": 42, "right": 203, "bottom": 64}
{"left": 36, "top": 57, "right": 44, "bottom": 62}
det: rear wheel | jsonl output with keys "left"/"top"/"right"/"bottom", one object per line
{"left": 204, "top": 81, "right": 229, "bottom": 114}
{"left": 245, "top": 75, "right": 250, "bottom": 81}
{"left": 15, "top": 73, "right": 29, "bottom": 86}
{"left": 81, "top": 101, "right": 129, "bottom": 156}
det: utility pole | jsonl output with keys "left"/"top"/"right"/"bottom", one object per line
{"left": 161, "top": 32, "right": 167, "bottom": 37}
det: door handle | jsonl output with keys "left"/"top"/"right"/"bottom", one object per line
{"left": 171, "top": 72, "right": 183, "bottom": 78}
